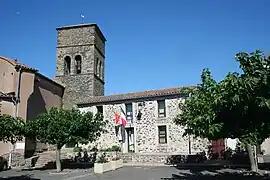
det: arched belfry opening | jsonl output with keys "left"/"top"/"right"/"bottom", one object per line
{"left": 99, "top": 60, "right": 102, "bottom": 78}
{"left": 55, "top": 24, "right": 106, "bottom": 101}
{"left": 75, "top": 55, "right": 82, "bottom": 74}
{"left": 96, "top": 58, "right": 100, "bottom": 76}
{"left": 64, "top": 56, "right": 71, "bottom": 75}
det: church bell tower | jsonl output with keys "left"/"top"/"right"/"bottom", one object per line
{"left": 54, "top": 24, "right": 106, "bottom": 105}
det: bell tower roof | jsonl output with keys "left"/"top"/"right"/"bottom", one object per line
{"left": 56, "top": 23, "right": 106, "bottom": 43}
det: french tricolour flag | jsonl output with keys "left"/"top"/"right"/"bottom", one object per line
{"left": 115, "top": 107, "right": 127, "bottom": 126}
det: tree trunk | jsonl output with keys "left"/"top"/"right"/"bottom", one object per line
{"left": 246, "top": 144, "right": 258, "bottom": 172}
{"left": 56, "top": 146, "right": 62, "bottom": 172}
{"left": 8, "top": 150, "right": 12, "bottom": 168}
{"left": 253, "top": 145, "right": 259, "bottom": 171}
{"left": 8, "top": 143, "right": 15, "bottom": 168}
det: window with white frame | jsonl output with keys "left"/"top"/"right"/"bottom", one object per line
{"left": 125, "top": 103, "right": 133, "bottom": 120}
{"left": 158, "top": 125, "right": 167, "bottom": 144}
{"left": 158, "top": 100, "right": 166, "bottom": 117}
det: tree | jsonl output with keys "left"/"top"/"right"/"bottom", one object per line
{"left": 174, "top": 50, "right": 270, "bottom": 172}
{"left": 0, "top": 114, "right": 25, "bottom": 167}
{"left": 26, "top": 107, "right": 107, "bottom": 172}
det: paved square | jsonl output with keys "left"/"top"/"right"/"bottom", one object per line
{"left": 0, "top": 166, "right": 270, "bottom": 179}
{"left": 0, "top": 167, "right": 175, "bottom": 180}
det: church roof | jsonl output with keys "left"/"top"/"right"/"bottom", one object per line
{"left": 0, "top": 56, "right": 37, "bottom": 72}
{"left": 77, "top": 87, "right": 191, "bottom": 105}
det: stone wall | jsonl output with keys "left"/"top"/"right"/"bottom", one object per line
{"left": 78, "top": 96, "right": 210, "bottom": 155}
{"left": 56, "top": 46, "right": 95, "bottom": 76}
{"left": 94, "top": 31, "right": 105, "bottom": 56}
{"left": 2, "top": 151, "right": 25, "bottom": 167}
{"left": 55, "top": 24, "right": 105, "bottom": 105}
{"left": 93, "top": 77, "right": 104, "bottom": 96}
{"left": 57, "top": 26, "right": 95, "bottom": 47}
{"left": 55, "top": 74, "right": 94, "bottom": 104}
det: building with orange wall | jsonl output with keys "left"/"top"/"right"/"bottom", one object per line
{"left": 0, "top": 56, "right": 64, "bottom": 158}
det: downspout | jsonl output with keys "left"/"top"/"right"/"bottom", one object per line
{"left": 188, "top": 93, "right": 192, "bottom": 155}
{"left": 15, "top": 64, "right": 22, "bottom": 117}
{"left": 9, "top": 63, "right": 22, "bottom": 168}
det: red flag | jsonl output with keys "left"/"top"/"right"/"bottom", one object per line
{"left": 115, "top": 113, "right": 121, "bottom": 124}
{"left": 115, "top": 111, "right": 127, "bottom": 126}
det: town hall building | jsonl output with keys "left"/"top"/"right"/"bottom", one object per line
{"left": 52, "top": 23, "right": 210, "bottom": 160}
{"left": 6, "top": 23, "right": 270, "bottom": 164}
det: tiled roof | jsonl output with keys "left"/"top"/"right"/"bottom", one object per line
{"left": 0, "top": 56, "right": 64, "bottom": 89}
{"left": 0, "top": 56, "right": 37, "bottom": 72}
{"left": 77, "top": 87, "right": 190, "bottom": 105}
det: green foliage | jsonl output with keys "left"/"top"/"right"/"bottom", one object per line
{"left": 25, "top": 107, "right": 107, "bottom": 149}
{"left": 100, "top": 145, "right": 121, "bottom": 152}
{"left": 96, "top": 152, "right": 108, "bottom": 163}
{"left": 111, "top": 145, "right": 121, "bottom": 152}
{"left": 89, "top": 146, "right": 98, "bottom": 152}
{"left": 73, "top": 146, "right": 82, "bottom": 152}
{"left": 0, "top": 114, "right": 25, "bottom": 144}
{"left": 111, "top": 156, "right": 120, "bottom": 161}
{"left": 175, "top": 50, "right": 270, "bottom": 145}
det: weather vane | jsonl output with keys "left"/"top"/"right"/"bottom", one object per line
{"left": 80, "top": 14, "right": 85, "bottom": 24}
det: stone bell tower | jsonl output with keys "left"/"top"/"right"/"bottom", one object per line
{"left": 54, "top": 24, "right": 106, "bottom": 106}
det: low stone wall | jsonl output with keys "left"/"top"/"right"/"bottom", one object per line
{"left": 61, "top": 151, "right": 206, "bottom": 165}
{"left": 122, "top": 153, "right": 207, "bottom": 165}
{"left": 66, "top": 151, "right": 121, "bottom": 162}
{"left": 1, "top": 151, "right": 25, "bottom": 167}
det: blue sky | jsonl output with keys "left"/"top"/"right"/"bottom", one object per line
{"left": 1, "top": 0, "right": 269, "bottom": 95}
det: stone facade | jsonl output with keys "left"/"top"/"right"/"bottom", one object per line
{"left": 78, "top": 95, "right": 210, "bottom": 156}
{"left": 54, "top": 24, "right": 106, "bottom": 105}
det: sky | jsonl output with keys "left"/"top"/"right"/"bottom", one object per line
{"left": 1, "top": 0, "right": 270, "bottom": 95}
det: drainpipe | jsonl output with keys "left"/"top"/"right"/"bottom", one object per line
{"left": 8, "top": 63, "right": 22, "bottom": 168}
{"left": 15, "top": 64, "right": 22, "bottom": 117}
{"left": 188, "top": 93, "right": 192, "bottom": 155}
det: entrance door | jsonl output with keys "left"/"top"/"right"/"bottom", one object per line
{"left": 211, "top": 139, "right": 225, "bottom": 157}
{"left": 126, "top": 127, "right": 135, "bottom": 153}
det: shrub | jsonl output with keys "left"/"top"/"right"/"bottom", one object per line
{"left": 89, "top": 146, "right": 98, "bottom": 152}
{"left": 96, "top": 152, "right": 108, "bottom": 163}
{"left": 73, "top": 146, "right": 82, "bottom": 152}
{"left": 100, "top": 145, "right": 121, "bottom": 152}
{"left": 111, "top": 156, "right": 120, "bottom": 161}
{"left": 111, "top": 145, "right": 121, "bottom": 152}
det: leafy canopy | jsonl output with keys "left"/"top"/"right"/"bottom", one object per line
{"left": 0, "top": 114, "right": 25, "bottom": 144}
{"left": 175, "top": 50, "right": 270, "bottom": 145}
{"left": 26, "top": 107, "right": 107, "bottom": 149}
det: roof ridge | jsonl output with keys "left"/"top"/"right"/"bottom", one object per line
{"left": 104, "top": 87, "right": 183, "bottom": 97}
{"left": 77, "top": 86, "right": 190, "bottom": 105}
{"left": 0, "top": 56, "right": 37, "bottom": 71}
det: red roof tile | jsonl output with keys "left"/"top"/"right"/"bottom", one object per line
{"left": 77, "top": 87, "right": 191, "bottom": 105}
{"left": 0, "top": 56, "right": 37, "bottom": 71}
{"left": 0, "top": 56, "right": 64, "bottom": 89}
